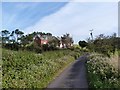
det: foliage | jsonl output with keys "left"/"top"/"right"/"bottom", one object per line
{"left": 78, "top": 40, "right": 88, "bottom": 48}
{"left": 61, "top": 33, "right": 73, "bottom": 48}
{"left": 4, "top": 43, "right": 19, "bottom": 51}
{"left": 87, "top": 53, "right": 120, "bottom": 88}
{"left": 87, "top": 33, "right": 120, "bottom": 57}
{"left": 25, "top": 42, "right": 34, "bottom": 51}
{"left": 48, "top": 36, "right": 60, "bottom": 48}
{"left": 2, "top": 49, "right": 81, "bottom": 88}
{"left": 1, "top": 30, "right": 10, "bottom": 44}
{"left": 14, "top": 29, "right": 24, "bottom": 43}
{"left": 1, "top": 29, "right": 74, "bottom": 52}
{"left": 42, "top": 44, "right": 49, "bottom": 51}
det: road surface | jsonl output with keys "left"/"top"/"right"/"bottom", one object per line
{"left": 46, "top": 54, "right": 89, "bottom": 88}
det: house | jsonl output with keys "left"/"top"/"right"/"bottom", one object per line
{"left": 33, "top": 34, "right": 51, "bottom": 46}
{"left": 33, "top": 33, "right": 73, "bottom": 48}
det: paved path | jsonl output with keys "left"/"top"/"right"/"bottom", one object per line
{"left": 47, "top": 54, "right": 89, "bottom": 88}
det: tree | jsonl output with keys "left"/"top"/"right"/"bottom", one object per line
{"left": 15, "top": 29, "right": 24, "bottom": 43}
{"left": 1, "top": 30, "right": 10, "bottom": 44}
{"left": 87, "top": 33, "right": 118, "bottom": 56}
{"left": 9, "top": 31, "right": 16, "bottom": 44}
{"left": 61, "top": 33, "right": 73, "bottom": 48}
{"left": 46, "top": 33, "right": 52, "bottom": 36}
{"left": 78, "top": 41, "right": 88, "bottom": 48}
{"left": 48, "top": 36, "right": 60, "bottom": 48}
{"left": 15, "top": 29, "right": 19, "bottom": 42}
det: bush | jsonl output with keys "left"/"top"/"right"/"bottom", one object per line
{"left": 69, "top": 46, "right": 74, "bottom": 51}
{"left": 25, "top": 43, "right": 34, "bottom": 51}
{"left": 2, "top": 49, "right": 81, "bottom": 88}
{"left": 78, "top": 40, "right": 88, "bottom": 48}
{"left": 34, "top": 47, "right": 42, "bottom": 53}
{"left": 87, "top": 53, "right": 120, "bottom": 88}
{"left": 4, "top": 43, "right": 19, "bottom": 51}
{"left": 42, "top": 44, "right": 49, "bottom": 51}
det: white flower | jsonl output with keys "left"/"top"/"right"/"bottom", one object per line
{"left": 93, "top": 71, "right": 96, "bottom": 74}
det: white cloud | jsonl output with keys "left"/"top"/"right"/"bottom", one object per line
{"left": 24, "top": 2, "right": 118, "bottom": 44}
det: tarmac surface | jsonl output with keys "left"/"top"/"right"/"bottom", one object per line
{"left": 47, "top": 54, "right": 89, "bottom": 88}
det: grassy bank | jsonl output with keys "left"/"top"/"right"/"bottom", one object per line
{"left": 2, "top": 49, "right": 81, "bottom": 88}
{"left": 87, "top": 52, "right": 120, "bottom": 88}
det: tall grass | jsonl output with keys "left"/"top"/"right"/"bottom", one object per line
{"left": 109, "top": 51, "right": 119, "bottom": 70}
{"left": 2, "top": 49, "right": 80, "bottom": 88}
{"left": 87, "top": 52, "right": 120, "bottom": 88}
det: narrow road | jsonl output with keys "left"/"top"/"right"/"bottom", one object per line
{"left": 46, "top": 54, "right": 89, "bottom": 88}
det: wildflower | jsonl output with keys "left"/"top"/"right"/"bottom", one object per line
{"left": 93, "top": 71, "right": 96, "bottom": 74}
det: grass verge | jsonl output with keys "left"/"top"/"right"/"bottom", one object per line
{"left": 86, "top": 52, "right": 120, "bottom": 88}
{"left": 2, "top": 49, "right": 81, "bottom": 88}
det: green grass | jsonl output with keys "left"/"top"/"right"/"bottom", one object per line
{"left": 2, "top": 49, "right": 81, "bottom": 88}
{"left": 87, "top": 52, "right": 120, "bottom": 88}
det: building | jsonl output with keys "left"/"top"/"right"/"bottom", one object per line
{"left": 33, "top": 34, "right": 51, "bottom": 46}
{"left": 33, "top": 33, "right": 73, "bottom": 48}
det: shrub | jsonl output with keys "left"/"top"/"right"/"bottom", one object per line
{"left": 34, "top": 47, "right": 42, "bottom": 53}
{"left": 42, "top": 44, "right": 49, "bottom": 51}
{"left": 78, "top": 40, "right": 88, "bottom": 48}
{"left": 25, "top": 43, "right": 34, "bottom": 51}
{"left": 2, "top": 49, "right": 81, "bottom": 88}
{"left": 87, "top": 53, "right": 120, "bottom": 88}
{"left": 4, "top": 43, "right": 19, "bottom": 51}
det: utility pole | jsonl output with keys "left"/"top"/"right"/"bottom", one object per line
{"left": 89, "top": 29, "right": 93, "bottom": 40}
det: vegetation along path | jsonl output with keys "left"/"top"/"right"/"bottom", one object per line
{"left": 47, "top": 54, "right": 89, "bottom": 88}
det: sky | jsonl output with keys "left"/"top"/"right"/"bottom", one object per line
{"left": 2, "top": 1, "right": 118, "bottom": 44}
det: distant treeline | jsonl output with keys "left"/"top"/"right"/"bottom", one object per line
{"left": 78, "top": 33, "right": 120, "bottom": 57}
{"left": 1, "top": 29, "right": 74, "bottom": 53}
{"left": 1, "top": 29, "right": 120, "bottom": 56}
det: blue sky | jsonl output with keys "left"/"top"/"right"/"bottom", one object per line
{"left": 2, "top": 2, "right": 67, "bottom": 31}
{"left": 2, "top": 2, "right": 118, "bottom": 44}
